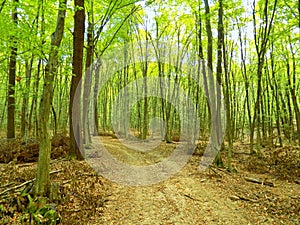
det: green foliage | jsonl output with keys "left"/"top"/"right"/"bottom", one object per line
{"left": 23, "top": 192, "right": 60, "bottom": 225}
{"left": 0, "top": 185, "right": 61, "bottom": 225}
{"left": 0, "top": 0, "right": 299, "bottom": 160}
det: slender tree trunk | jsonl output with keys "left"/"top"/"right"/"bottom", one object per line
{"left": 195, "top": 3, "right": 209, "bottom": 140}
{"left": 21, "top": 58, "right": 33, "bottom": 137}
{"left": 251, "top": 0, "right": 277, "bottom": 155}
{"left": 272, "top": 75, "right": 283, "bottom": 146}
{"left": 7, "top": 0, "right": 18, "bottom": 139}
{"left": 287, "top": 40, "right": 300, "bottom": 145}
{"left": 214, "top": 0, "right": 224, "bottom": 166}
{"left": 83, "top": 0, "right": 94, "bottom": 145}
{"left": 142, "top": 50, "right": 149, "bottom": 140}
{"left": 203, "top": 0, "right": 221, "bottom": 165}
{"left": 35, "top": 0, "right": 67, "bottom": 197}
{"left": 93, "top": 60, "right": 100, "bottom": 135}
{"left": 29, "top": 0, "right": 45, "bottom": 137}
{"left": 122, "top": 44, "right": 129, "bottom": 138}
{"left": 269, "top": 44, "right": 282, "bottom": 147}
{"left": 237, "top": 23, "right": 253, "bottom": 151}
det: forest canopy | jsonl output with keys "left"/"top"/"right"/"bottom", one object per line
{"left": 0, "top": 0, "right": 299, "bottom": 224}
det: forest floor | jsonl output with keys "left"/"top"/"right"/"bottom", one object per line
{"left": 0, "top": 135, "right": 299, "bottom": 224}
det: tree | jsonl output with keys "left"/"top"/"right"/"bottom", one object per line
{"left": 35, "top": 0, "right": 67, "bottom": 197}
{"left": 203, "top": 0, "right": 223, "bottom": 166}
{"left": 69, "top": 0, "right": 85, "bottom": 160}
{"left": 7, "top": 0, "right": 18, "bottom": 139}
{"left": 82, "top": 0, "right": 94, "bottom": 145}
{"left": 250, "top": 0, "right": 278, "bottom": 154}
{"left": 216, "top": 0, "right": 225, "bottom": 167}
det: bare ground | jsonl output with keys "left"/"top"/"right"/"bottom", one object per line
{"left": 0, "top": 136, "right": 299, "bottom": 224}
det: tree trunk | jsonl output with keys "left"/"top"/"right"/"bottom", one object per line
{"left": 93, "top": 60, "right": 100, "bottom": 135}
{"left": 203, "top": 0, "right": 222, "bottom": 166}
{"left": 21, "top": 58, "right": 33, "bottom": 137}
{"left": 83, "top": 0, "right": 94, "bottom": 145}
{"left": 69, "top": 0, "right": 85, "bottom": 160}
{"left": 7, "top": 0, "right": 18, "bottom": 139}
{"left": 251, "top": 0, "right": 278, "bottom": 155}
{"left": 288, "top": 40, "right": 300, "bottom": 145}
{"left": 35, "top": 0, "right": 67, "bottom": 197}
{"left": 214, "top": 0, "right": 224, "bottom": 167}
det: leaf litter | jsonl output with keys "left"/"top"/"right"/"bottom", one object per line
{"left": 0, "top": 136, "right": 299, "bottom": 224}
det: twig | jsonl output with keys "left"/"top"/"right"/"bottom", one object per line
{"left": 0, "top": 182, "right": 14, "bottom": 189}
{"left": 183, "top": 194, "right": 199, "bottom": 201}
{"left": 229, "top": 195, "right": 258, "bottom": 203}
{"left": 0, "top": 179, "right": 34, "bottom": 196}
{"left": 208, "top": 166, "right": 222, "bottom": 177}
{"left": 211, "top": 165, "right": 232, "bottom": 175}
{"left": 237, "top": 195, "right": 258, "bottom": 203}
{"left": 0, "top": 170, "right": 62, "bottom": 196}
{"left": 17, "top": 163, "right": 35, "bottom": 168}
{"left": 244, "top": 177, "right": 274, "bottom": 187}
{"left": 61, "top": 179, "right": 72, "bottom": 185}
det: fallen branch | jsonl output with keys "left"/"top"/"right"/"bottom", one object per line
{"left": 0, "top": 182, "right": 14, "bottom": 189}
{"left": 229, "top": 195, "right": 258, "bottom": 203}
{"left": 244, "top": 177, "right": 274, "bottom": 187}
{"left": 0, "top": 170, "right": 62, "bottom": 196}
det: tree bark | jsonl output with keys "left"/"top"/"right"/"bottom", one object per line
{"left": 7, "top": 0, "right": 18, "bottom": 139}
{"left": 82, "top": 0, "right": 94, "bottom": 145}
{"left": 21, "top": 58, "right": 33, "bottom": 137}
{"left": 35, "top": 0, "right": 67, "bottom": 197}
{"left": 69, "top": 0, "right": 85, "bottom": 160}
{"left": 215, "top": 0, "right": 224, "bottom": 167}
{"left": 203, "top": 0, "right": 221, "bottom": 166}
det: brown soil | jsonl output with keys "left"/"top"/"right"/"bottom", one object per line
{"left": 0, "top": 136, "right": 299, "bottom": 224}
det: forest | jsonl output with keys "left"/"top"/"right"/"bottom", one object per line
{"left": 0, "top": 0, "right": 299, "bottom": 224}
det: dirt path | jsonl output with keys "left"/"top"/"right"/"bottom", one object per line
{"left": 1, "top": 136, "right": 299, "bottom": 224}
{"left": 88, "top": 137, "right": 255, "bottom": 225}
{"left": 99, "top": 175, "right": 252, "bottom": 224}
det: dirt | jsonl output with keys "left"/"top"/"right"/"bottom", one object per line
{"left": 95, "top": 137, "right": 299, "bottom": 225}
{"left": 99, "top": 165, "right": 252, "bottom": 224}
{"left": 0, "top": 136, "right": 299, "bottom": 224}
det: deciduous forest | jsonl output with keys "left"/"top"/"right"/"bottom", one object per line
{"left": 0, "top": 0, "right": 299, "bottom": 224}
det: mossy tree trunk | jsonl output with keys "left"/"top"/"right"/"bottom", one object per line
{"left": 34, "top": 0, "right": 67, "bottom": 197}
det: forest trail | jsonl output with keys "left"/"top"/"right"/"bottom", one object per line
{"left": 1, "top": 136, "right": 299, "bottom": 224}
{"left": 99, "top": 172, "right": 251, "bottom": 224}
{"left": 89, "top": 136, "right": 254, "bottom": 225}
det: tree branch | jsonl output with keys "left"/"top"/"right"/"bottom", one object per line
{"left": 0, "top": 170, "right": 62, "bottom": 196}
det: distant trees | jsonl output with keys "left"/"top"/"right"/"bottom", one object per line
{"left": 0, "top": 0, "right": 298, "bottom": 174}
